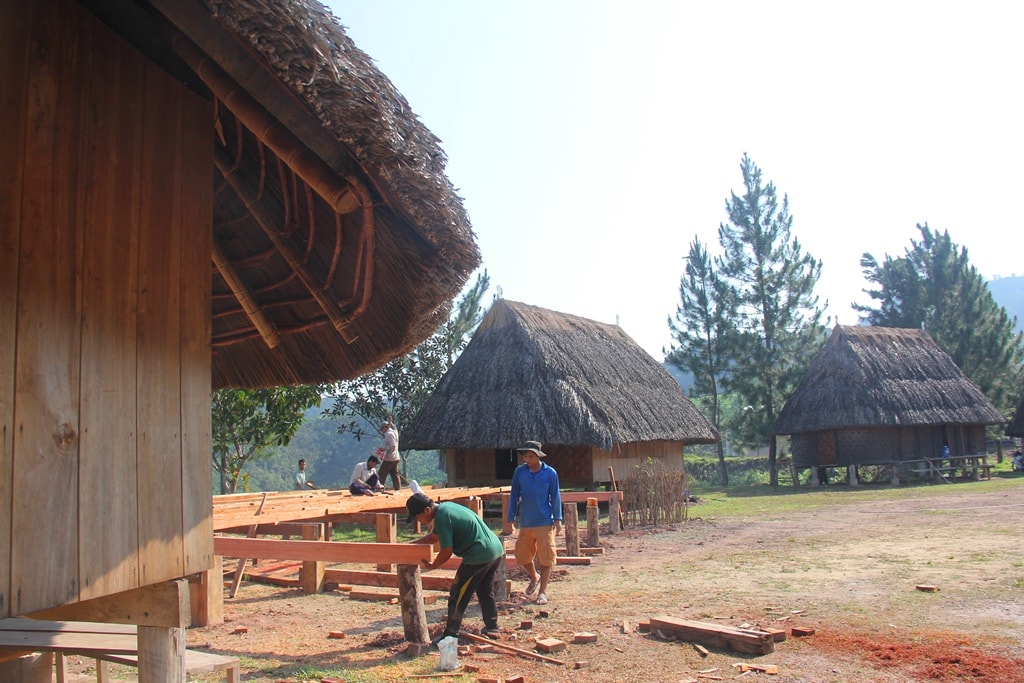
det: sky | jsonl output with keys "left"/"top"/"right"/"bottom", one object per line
{"left": 327, "top": 1, "right": 1023, "bottom": 359}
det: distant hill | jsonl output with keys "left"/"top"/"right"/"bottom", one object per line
{"left": 663, "top": 361, "right": 694, "bottom": 394}
{"left": 989, "top": 275, "right": 1024, "bottom": 333}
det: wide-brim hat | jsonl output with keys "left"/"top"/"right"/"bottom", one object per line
{"left": 516, "top": 440, "right": 546, "bottom": 457}
{"left": 406, "top": 492, "right": 433, "bottom": 523}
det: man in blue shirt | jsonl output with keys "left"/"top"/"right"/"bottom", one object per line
{"left": 407, "top": 492, "right": 505, "bottom": 643}
{"left": 506, "top": 441, "right": 562, "bottom": 605}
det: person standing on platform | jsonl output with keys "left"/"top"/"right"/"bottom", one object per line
{"left": 378, "top": 418, "right": 402, "bottom": 490}
{"left": 295, "top": 458, "right": 315, "bottom": 490}
{"left": 507, "top": 440, "right": 561, "bottom": 606}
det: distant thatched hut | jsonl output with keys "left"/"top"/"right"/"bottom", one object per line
{"left": 402, "top": 299, "right": 720, "bottom": 487}
{"left": 774, "top": 325, "right": 1004, "bottom": 476}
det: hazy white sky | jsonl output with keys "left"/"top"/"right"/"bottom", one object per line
{"left": 328, "top": 1, "right": 1023, "bottom": 358}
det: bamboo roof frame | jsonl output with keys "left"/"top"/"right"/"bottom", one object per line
{"left": 84, "top": 0, "right": 481, "bottom": 388}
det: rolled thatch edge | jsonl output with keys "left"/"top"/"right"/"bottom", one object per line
{"left": 206, "top": 0, "right": 476, "bottom": 266}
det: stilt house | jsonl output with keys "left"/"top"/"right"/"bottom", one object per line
{"left": 773, "top": 325, "right": 1004, "bottom": 470}
{"left": 1, "top": 0, "right": 477, "bottom": 676}
{"left": 401, "top": 299, "right": 720, "bottom": 487}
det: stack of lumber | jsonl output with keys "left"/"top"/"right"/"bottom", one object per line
{"left": 213, "top": 486, "right": 508, "bottom": 531}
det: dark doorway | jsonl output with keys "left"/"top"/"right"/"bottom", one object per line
{"left": 495, "top": 448, "right": 518, "bottom": 480}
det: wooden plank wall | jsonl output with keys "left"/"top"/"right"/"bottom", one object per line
{"left": 0, "top": 0, "right": 33, "bottom": 621}
{"left": 592, "top": 441, "right": 684, "bottom": 484}
{"left": 0, "top": 0, "right": 213, "bottom": 617}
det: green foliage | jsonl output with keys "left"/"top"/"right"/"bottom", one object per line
{"left": 857, "top": 224, "right": 1024, "bottom": 415}
{"left": 211, "top": 385, "right": 324, "bottom": 494}
{"left": 239, "top": 415, "right": 448, "bottom": 493}
{"left": 715, "top": 155, "right": 827, "bottom": 455}
{"left": 671, "top": 155, "right": 826, "bottom": 486}
{"left": 667, "top": 237, "right": 732, "bottom": 483}
{"left": 323, "top": 270, "right": 491, "bottom": 441}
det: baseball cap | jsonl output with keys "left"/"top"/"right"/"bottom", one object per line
{"left": 406, "top": 492, "right": 433, "bottom": 523}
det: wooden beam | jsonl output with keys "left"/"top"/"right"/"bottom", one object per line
{"left": 558, "top": 491, "right": 623, "bottom": 503}
{"left": 188, "top": 555, "right": 223, "bottom": 627}
{"left": 649, "top": 616, "right": 775, "bottom": 655}
{"left": 27, "top": 580, "right": 190, "bottom": 628}
{"left": 211, "top": 241, "right": 279, "bottom": 349}
{"left": 213, "top": 537, "right": 432, "bottom": 565}
{"left": 212, "top": 486, "right": 509, "bottom": 531}
{"left": 324, "top": 569, "right": 453, "bottom": 592}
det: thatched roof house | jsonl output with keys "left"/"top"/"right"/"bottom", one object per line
{"left": 2, "top": 0, "right": 476, "bottom": 674}
{"left": 402, "top": 299, "right": 719, "bottom": 487}
{"left": 774, "top": 325, "right": 1004, "bottom": 469}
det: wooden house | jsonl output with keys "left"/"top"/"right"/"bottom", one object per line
{"left": 773, "top": 325, "right": 1004, "bottom": 476}
{"left": 1, "top": 0, "right": 478, "bottom": 677}
{"left": 401, "top": 300, "right": 719, "bottom": 487}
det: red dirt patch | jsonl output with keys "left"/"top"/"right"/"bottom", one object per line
{"left": 811, "top": 629, "right": 1024, "bottom": 682}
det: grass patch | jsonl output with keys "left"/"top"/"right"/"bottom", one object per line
{"left": 687, "top": 475, "right": 1024, "bottom": 521}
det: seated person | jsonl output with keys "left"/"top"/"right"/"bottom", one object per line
{"left": 350, "top": 454, "right": 384, "bottom": 495}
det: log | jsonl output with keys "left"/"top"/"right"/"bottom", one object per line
{"left": 397, "top": 565, "right": 429, "bottom": 645}
{"left": 563, "top": 503, "right": 580, "bottom": 557}
{"left": 586, "top": 499, "right": 600, "bottom": 548}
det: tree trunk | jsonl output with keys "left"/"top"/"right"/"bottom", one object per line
{"left": 397, "top": 564, "right": 430, "bottom": 644}
{"left": 563, "top": 503, "right": 580, "bottom": 556}
{"left": 769, "top": 435, "right": 778, "bottom": 487}
{"left": 716, "top": 440, "right": 728, "bottom": 486}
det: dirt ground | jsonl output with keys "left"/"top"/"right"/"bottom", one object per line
{"left": 67, "top": 476, "right": 1024, "bottom": 682}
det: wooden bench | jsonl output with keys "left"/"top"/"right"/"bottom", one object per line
{"left": 0, "top": 618, "right": 239, "bottom": 683}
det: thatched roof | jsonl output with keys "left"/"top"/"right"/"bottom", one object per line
{"left": 100, "top": 0, "right": 479, "bottom": 388}
{"left": 401, "top": 299, "right": 720, "bottom": 451}
{"left": 774, "top": 325, "right": 1005, "bottom": 435}
{"left": 1005, "top": 396, "right": 1024, "bottom": 437}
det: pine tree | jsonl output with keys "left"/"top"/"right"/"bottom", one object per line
{"left": 857, "top": 224, "right": 1024, "bottom": 415}
{"left": 715, "top": 154, "right": 827, "bottom": 485}
{"left": 667, "top": 237, "right": 733, "bottom": 484}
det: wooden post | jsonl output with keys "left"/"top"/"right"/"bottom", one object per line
{"left": 607, "top": 467, "right": 625, "bottom": 529}
{"left": 137, "top": 625, "right": 185, "bottom": 683}
{"left": 376, "top": 513, "right": 397, "bottom": 572}
{"left": 848, "top": 466, "right": 858, "bottom": 486}
{"left": 492, "top": 554, "right": 508, "bottom": 601}
{"left": 463, "top": 496, "right": 484, "bottom": 518}
{"left": 563, "top": 502, "right": 580, "bottom": 556}
{"left": 0, "top": 653, "right": 53, "bottom": 683}
{"left": 300, "top": 524, "right": 325, "bottom": 594}
{"left": 586, "top": 497, "right": 600, "bottom": 548}
{"left": 189, "top": 554, "right": 224, "bottom": 626}
{"left": 609, "top": 494, "right": 620, "bottom": 534}
{"left": 501, "top": 493, "right": 513, "bottom": 535}
{"left": 397, "top": 564, "right": 430, "bottom": 644}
